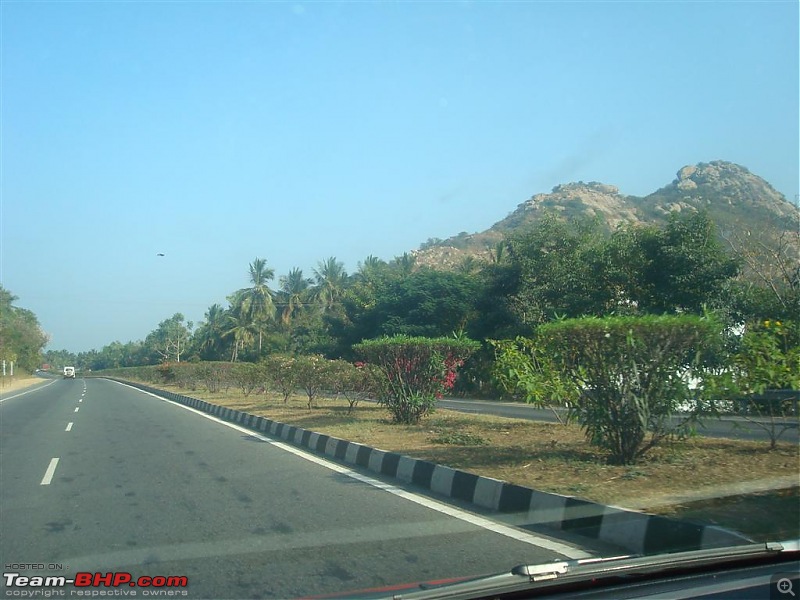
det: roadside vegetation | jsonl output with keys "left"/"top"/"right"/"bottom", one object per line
{"left": 0, "top": 286, "right": 49, "bottom": 374}
{"left": 7, "top": 206, "right": 795, "bottom": 538}
{"left": 23, "top": 209, "right": 798, "bottom": 466}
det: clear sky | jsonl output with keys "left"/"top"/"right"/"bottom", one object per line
{"left": 1, "top": 1, "right": 798, "bottom": 353}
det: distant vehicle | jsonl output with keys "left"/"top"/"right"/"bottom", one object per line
{"left": 63, "top": 366, "right": 76, "bottom": 379}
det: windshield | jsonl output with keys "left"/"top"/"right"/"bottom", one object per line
{"left": 1, "top": 2, "right": 798, "bottom": 599}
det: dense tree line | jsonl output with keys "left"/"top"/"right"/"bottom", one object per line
{"left": 35, "top": 208, "right": 796, "bottom": 460}
{"left": 0, "top": 286, "right": 49, "bottom": 372}
{"left": 68, "top": 210, "right": 795, "bottom": 378}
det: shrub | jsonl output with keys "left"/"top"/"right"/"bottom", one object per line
{"left": 292, "top": 354, "right": 334, "bottom": 409}
{"left": 327, "top": 360, "right": 382, "bottom": 414}
{"left": 732, "top": 319, "right": 799, "bottom": 448}
{"left": 155, "top": 362, "right": 177, "bottom": 383}
{"left": 493, "top": 315, "right": 728, "bottom": 464}
{"left": 231, "top": 363, "right": 261, "bottom": 397}
{"left": 354, "top": 335, "right": 479, "bottom": 424}
{"left": 195, "top": 362, "right": 233, "bottom": 393}
{"left": 261, "top": 354, "right": 299, "bottom": 403}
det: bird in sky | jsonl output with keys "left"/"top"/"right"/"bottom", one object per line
{"left": 157, "top": 253, "right": 165, "bottom": 257}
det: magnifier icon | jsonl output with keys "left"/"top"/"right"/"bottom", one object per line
{"left": 778, "top": 578, "right": 796, "bottom": 596}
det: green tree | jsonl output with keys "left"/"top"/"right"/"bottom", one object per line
{"left": 277, "top": 268, "right": 313, "bottom": 326}
{"left": 609, "top": 211, "right": 740, "bottom": 314}
{"left": 375, "top": 269, "right": 482, "bottom": 337}
{"left": 143, "top": 313, "right": 193, "bottom": 363}
{"left": 312, "top": 257, "right": 348, "bottom": 312}
{"left": 481, "top": 211, "right": 741, "bottom": 341}
{"left": 354, "top": 255, "right": 386, "bottom": 282}
{"left": 193, "top": 303, "right": 230, "bottom": 361}
{"left": 42, "top": 348, "right": 78, "bottom": 371}
{"left": 502, "top": 214, "right": 613, "bottom": 327}
{"left": 223, "top": 306, "right": 255, "bottom": 362}
{"left": 331, "top": 268, "right": 483, "bottom": 355}
{"left": 0, "top": 286, "right": 50, "bottom": 372}
{"left": 232, "top": 258, "right": 276, "bottom": 353}
{"left": 390, "top": 252, "right": 416, "bottom": 276}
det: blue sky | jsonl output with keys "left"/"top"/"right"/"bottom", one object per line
{"left": 2, "top": 1, "right": 798, "bottom": 353}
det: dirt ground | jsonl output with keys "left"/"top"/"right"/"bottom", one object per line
{"left": 0, "top": 375, "right": 45, "bottom": 395}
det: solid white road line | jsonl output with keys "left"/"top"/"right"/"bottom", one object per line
{"left": 0, "top": 380, "right": 57, "bottom": 403}
{"left": 66, "top": 422, "right": 73, "bottom": 432}
{"left": 41, "top": 458, "right": 60, "bottom": 485}
{"left": 113, "top": 381, "right": 593, "bottom": 560}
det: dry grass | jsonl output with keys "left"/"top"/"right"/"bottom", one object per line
{"left": 148, "top": 382, "right": 799, "bottom": 516}
{"left": 0, "top": 375, "right": 43, "bottom": 395}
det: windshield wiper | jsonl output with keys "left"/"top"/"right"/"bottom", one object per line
{"left": 361, "top": 541, "right": 797, "bottom": 600}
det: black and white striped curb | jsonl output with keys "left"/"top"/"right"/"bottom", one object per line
{"left": 109, "top": 378, "right": 753, "bottom": 555}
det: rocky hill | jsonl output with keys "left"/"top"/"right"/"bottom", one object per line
{"left": 412, "top": 161, "right": 798, "bottom": 269}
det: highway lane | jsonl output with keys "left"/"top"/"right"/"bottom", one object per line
{"left": 0, "top": 378, "right": 608, "bottom": 599}
{"left": 435, "top": 398, "right": 800, "bottom": 444}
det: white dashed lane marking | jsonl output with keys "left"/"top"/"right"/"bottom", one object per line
{"left": 66, "top": 422, "right": 73, "bottom": 432}
{"left": 41, "top": 458, "right": 60, "bottom": 485}
{"left": 74, "top": 407, "right": 79, "bottom": 413}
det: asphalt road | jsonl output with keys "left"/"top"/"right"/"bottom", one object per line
{"left": 0, "top": 379, "right": 606, "bottom": 600}
{"left": 435, "top": 398, "right": 800, "bottom": 444}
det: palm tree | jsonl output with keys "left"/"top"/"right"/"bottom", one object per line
{"left": 277, "top": 268, "right": 313, "bottom": 325}
{"left": 195, "top": 303, "right": 228, "bottom": 359}
{"left": 312, "top": 256, "right": 348, "bottom": 312}
{"left": 488, "top": 241, "right": 507, "bottom": 265}
{"left": 354, "top": 255, "right": 386, "bottom": 283}
{"left": 456, "top": 255, "right": 480, "bottom": 275}
{"left": 391, "top": 252, "right": 416, "bottom": 276}
{"left": 223, "top": 307, "right": 255, "bottom": 362}
{"left": 234, "top": 258, "right": 276, "bottom": 353}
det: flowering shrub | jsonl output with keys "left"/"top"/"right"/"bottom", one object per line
{"left": 260, "top": 354, "right": 298, "bottom": 403}
{"left": 292, "top": 354, "right": 334, "bottom": 409}
{"left": 353, "top": 335, "right": 479, "bottom": 424}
